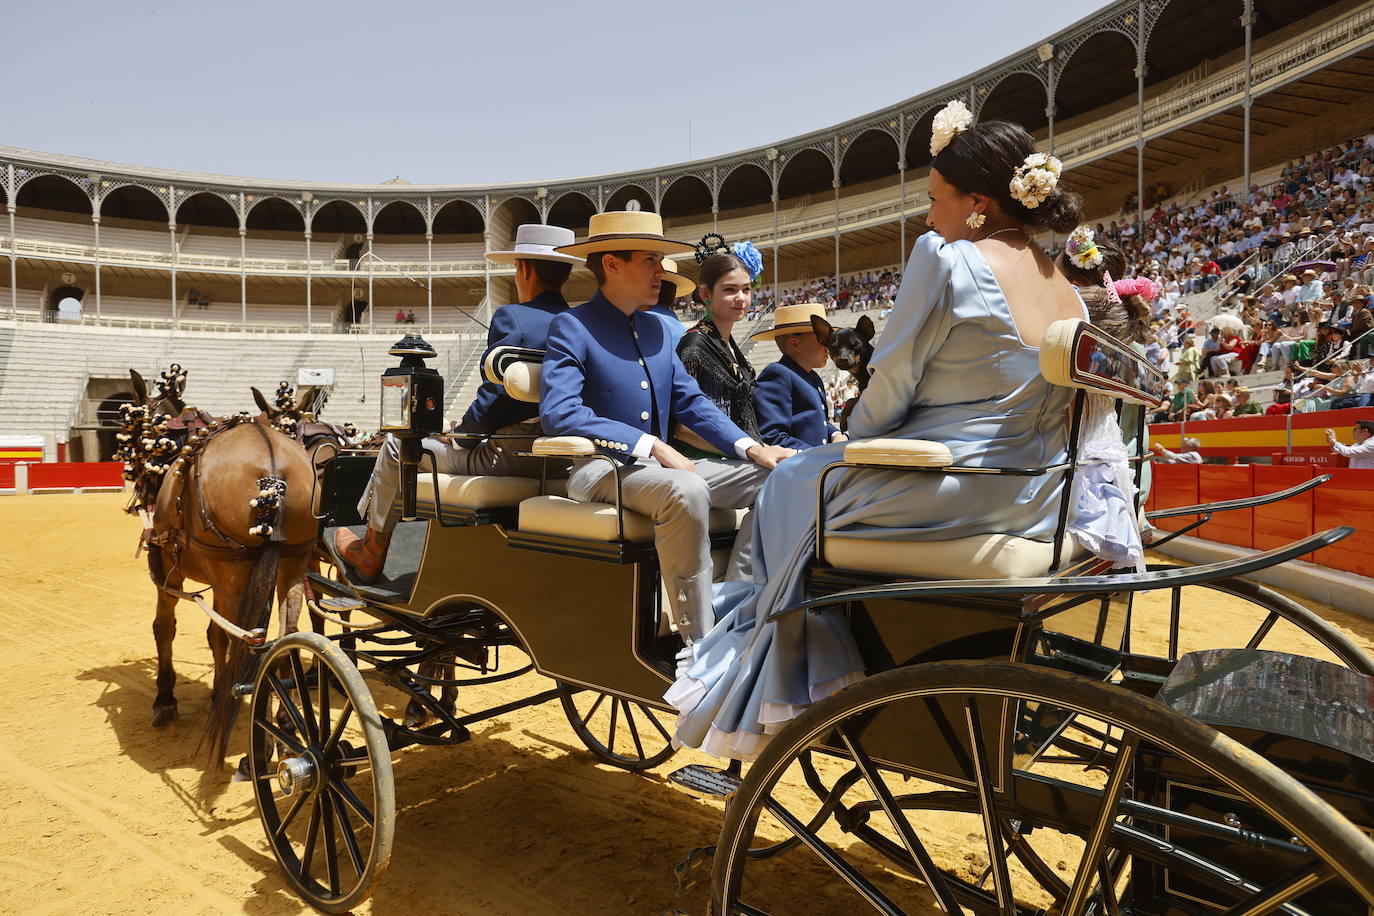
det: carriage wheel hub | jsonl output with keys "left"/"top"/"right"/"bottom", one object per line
{"left": 277, "top": 755, "right": 319, "bottom": 796}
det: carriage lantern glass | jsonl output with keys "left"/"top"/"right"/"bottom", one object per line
{"left": 380, "top": 334, "right": 444, "bottom": 520}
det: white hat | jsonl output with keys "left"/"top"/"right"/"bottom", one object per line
{"left": 486, "top": 224, "right": 586, "bottom": 266}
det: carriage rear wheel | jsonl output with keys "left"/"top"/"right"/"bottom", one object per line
{"left": 712, "top": 661, "right": 1374, "bottom": 915}
{"left": 249, "top": 631, "right": 395, "bottom": 913}
{"left": 557, "top": 682, "right": 677, "bottom": 771}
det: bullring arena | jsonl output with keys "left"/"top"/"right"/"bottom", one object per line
{"left": 5, "top": 0, "right": 1374, "bottom": 913}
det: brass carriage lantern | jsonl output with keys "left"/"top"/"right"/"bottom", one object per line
{"left": 380, "top": 334, "right": 444, "bottom": 521}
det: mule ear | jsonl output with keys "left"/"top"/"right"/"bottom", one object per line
{"left": 855, "top": 315, "right": 877, "bottom": 342}
{"left": 129, "top": 369, "right": 148, "bottom": 404}
{"left": 250, "top": 386, "right": 277, "bottom": 416}
{"left": 810, "top": 314, "right": 835, "bottom": 345}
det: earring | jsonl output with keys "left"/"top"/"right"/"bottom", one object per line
{"left": 966, "top": 211, "right": 986, "bottom": 230}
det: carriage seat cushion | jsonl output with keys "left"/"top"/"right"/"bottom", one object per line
{"left": 823, "top": 532, "right": 1069, "bottom": 580}
{"left": 532, "top": 436, "right": 598, "bottom": 457}
{"left": 415, "top": 473, "right": 567, "bottom": 510}
{"left": 844, "top": 438, "right": 953, "bottom": 468}
{"left": 519, "top": 495, "right": 740, "bottom": 542}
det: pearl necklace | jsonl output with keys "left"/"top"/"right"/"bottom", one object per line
{"left": 980, "top": 226, "right": 1027, "bottom": 242}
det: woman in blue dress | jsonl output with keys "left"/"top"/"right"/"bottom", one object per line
{"left": 667, "top": 112, "right": 1116, "bottom": 758}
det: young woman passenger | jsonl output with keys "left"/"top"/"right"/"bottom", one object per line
{"left": 667, "top": 109, "right": 1119, "bottom": 757}
{"left": 672, "top": 241, "right": 763, "bottom": 458}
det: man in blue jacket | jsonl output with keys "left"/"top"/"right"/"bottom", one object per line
{"left": 544, "top": 211, "right": 792, "bottom": 643}
{"left": 751, "top": 303, "right": 847, "bottom": 450}
{"left": 337, "top": 224, "right": 582, "bottom": 581}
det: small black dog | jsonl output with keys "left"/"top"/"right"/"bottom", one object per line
{"left": 811, "top": 314, "right": 875, "bottom": 431}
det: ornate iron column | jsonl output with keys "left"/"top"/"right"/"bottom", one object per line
{"left": 239, "top": 225, "right": 247, "bottom": 333}
{"left": 1242, "top": 0, "right": 1255, "bottom": 196}
{"left": 7, "top": 203, "right": 15, "bottom": 319}
{"left": 425, "top": 196, "right": 433, "bottom": 333}
{"left": 169, "top": 218, "right": 178, "bottom": 327}
{"left": 770, "top": 152, "right": 779, "bottom": 302}
{"left": 305, "top": 227, "right": 313, "bottom": 333}
{"left": 92, "top": 209, "right": 101, "bottom": 322}
{"left": 1136, "top": 0, "right": 1146, "bottom": 233}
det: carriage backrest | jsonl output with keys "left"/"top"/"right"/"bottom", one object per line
{"left": 1039, "top": 319, "right": 1169, "bottom": 409}
{"left": 482, "top": 345, "right": 545, "bottom": 403}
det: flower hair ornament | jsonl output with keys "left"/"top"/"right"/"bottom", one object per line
{"left": 1009, "top": 152, "right": 1063, "bottom": 210}
{"left": 694, "top": 232, "right": 728, "bottom": 264}
{"left": 1066, "top": 225, "right": 1103, "bottom": 270}
{"left": 731, "top": 240, "right": 765, "bottom": 286}
{"left": 1113, "top": 275, "right": 1160, "bottom": 304}
{"left": 930, "top": 99, "right": 973, "bottom": 156}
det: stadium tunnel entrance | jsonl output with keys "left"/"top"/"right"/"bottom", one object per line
{"left": 69, "top": 379, "right": 138, "bottom": 462}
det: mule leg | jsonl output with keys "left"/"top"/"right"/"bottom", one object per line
{"left": 276, "top": 559, "right": 307, "bottom": 639}
{"left": 152, "top": 567, "right": 182, "bottom": 727}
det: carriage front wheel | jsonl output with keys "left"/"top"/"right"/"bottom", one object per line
{"left": 713, "top": 661, "right": 1374, "bottom": 915}
{"left": 557, "top": 682, "right": 677, "bottom": 771}
{"left": 248, "top": 631, "right": 396, "bottom": 913}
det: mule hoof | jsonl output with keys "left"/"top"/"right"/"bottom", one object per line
{"left": 151, "top": 703, "right": 179, "bottom": 728}
{"left": 402, "top": 701, "right": 428, "bottom": 729}
{"left": 231, "top": 756, "right": 252, "bottom": 782}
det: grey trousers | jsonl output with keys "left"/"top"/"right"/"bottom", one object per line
{"left": 358, "top": 425, "right": 562, "bottom": 533}
{"left": 569, "top": 456, "right": 770, "bottom": 642}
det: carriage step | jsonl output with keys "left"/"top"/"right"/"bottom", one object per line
{"left": 668, "top": 764, "right": 742, "bottom": 799}
{"left": 319, "top": 596, "right": 368, "bottom": 612}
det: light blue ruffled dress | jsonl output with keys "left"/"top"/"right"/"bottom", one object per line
{"left": 666, "top": 232, "right": 1111, "bottom": 758}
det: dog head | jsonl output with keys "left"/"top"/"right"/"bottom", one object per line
{"left": 811, "top": 314, "right": 876, "bottom": 378}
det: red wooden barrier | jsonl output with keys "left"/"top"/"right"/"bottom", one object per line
{"left": 1150, "top": 463, "right": 1200, "bottom": 533}
{"left": 1197, "top": 465, "right": 1253, "bottom": 548}
{"left": 26, "top": 462, "right": 125, "bottom": 490}
{"left": 1309, "top": 469, "right": 1374, "bottom": 578}
{"left": 1251, "top": 466, "right": 1317, "bottom": 559}
{"left": 1151, "top": 406, "right": 1374, "bottom": 459}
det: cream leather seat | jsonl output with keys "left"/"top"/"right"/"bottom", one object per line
{"left": 519, "top": 494, "right": 740, "bottom": 543}
{"left": 414, "top": 472, "right": 567, "bottom": 512}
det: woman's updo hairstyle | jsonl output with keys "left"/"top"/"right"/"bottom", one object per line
{"left": 693, "top": 252, "right": 748, "bottom": 306}
{"left": 932, "top": 120, "right": 1082, "bottom": 233}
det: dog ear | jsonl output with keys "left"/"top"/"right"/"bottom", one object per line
{"left": 855, "top": 315, "right": 877, "bottom": 342}
{"left": 810, "top": 314, "right": 835, "bottom": 345}
{"left": 250, "top": 386, "right": 278, "bottom": 417}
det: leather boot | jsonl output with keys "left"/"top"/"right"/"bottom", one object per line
{"left": 334, "top": 526, "right": 389, "bottom": 583}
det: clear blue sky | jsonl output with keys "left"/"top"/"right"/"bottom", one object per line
{"left": 9, "top": 0, "right": 1106, "bottom": 185}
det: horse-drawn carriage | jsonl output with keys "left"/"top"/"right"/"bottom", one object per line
{"left": 209, "top": 325, "right": 1374, "bottom": 914}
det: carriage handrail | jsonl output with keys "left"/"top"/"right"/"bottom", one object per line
{"left": 771, "top": 526, "right": 1353, "bottom": 622}
{"left": 1144, "top": 474, "right": 1331, "bottom": 520}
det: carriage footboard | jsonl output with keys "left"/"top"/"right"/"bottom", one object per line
{"left": 767, "top": 526, "right": 1353, "bottom": 622}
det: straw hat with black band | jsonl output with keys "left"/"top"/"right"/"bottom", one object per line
{"left": 485, "top": 223, "right": 585, "bottom": 266}
{"left": 661, "top": 258, "right": 696, "bottom": 298}
{"left": 555, "top": 210, "right": 694, "bottom": 258}
{"left": 751, "top": 302, "right": 828, "bottom": 341}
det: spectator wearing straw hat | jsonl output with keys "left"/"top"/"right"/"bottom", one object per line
{"left": 750, "top": 303, "right": 844, "bottom": 450}
{"left": 1298, "top": 268, "right": 1324, "bottom": 302}
{"left": 542, "top": 210, "right": 792, "bottom": 643}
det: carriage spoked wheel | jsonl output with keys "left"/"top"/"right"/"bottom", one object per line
{"left": 712, "top": 661, "right": 1374, "bottom": 916}
{"left": 1129, "top": 566, "right": 1374, "bottom": 674}
{"left": 248, "top": 631, "right": 396, "bottom": 913}
{"left": 557, "top": 682, "right": 677, "bottom": 771}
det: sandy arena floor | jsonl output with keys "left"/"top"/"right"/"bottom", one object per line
{"left": 1, "top": 493, "right": 1370, "bottom": 915}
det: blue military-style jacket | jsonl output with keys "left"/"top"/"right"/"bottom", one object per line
{"left": 753, "top": 355, "right": 838, "bottom": 450}
{"left": 456, "top": 290, "right": 570, "bottom": 439}
{"left": 540, "top": 292, "right": 749, "bottom": 462}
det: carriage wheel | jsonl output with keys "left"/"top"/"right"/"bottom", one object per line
{"left": 1132, "top": 566, "right": 1374, "bottom": 674}
{"left": 557, "top": 682, "right": 677, "bottom": 771}
{"left": 249, "top": 631, "right": 395, "bottom": 913}
{"left": 713, "top": 661, "right": 1374, "bottom": 915}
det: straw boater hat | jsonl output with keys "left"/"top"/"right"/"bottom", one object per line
{"left": 660, "top": 258, "right": 695, "bottom": 297}
{"left": 555, "top": 210, "right": 693, "bottom": 258}
{"left": 751, "top": 302, "right": 828, "bottom": 341}
{"left": 485, "top": 224, "right": 585, "bottom": 266}
{"left": 1303, "top": 268, "right": 1319, "bottom": 277}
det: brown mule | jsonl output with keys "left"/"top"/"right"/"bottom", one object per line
{"left": 133, "top": 378, "right": 317, "bottom": 766}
